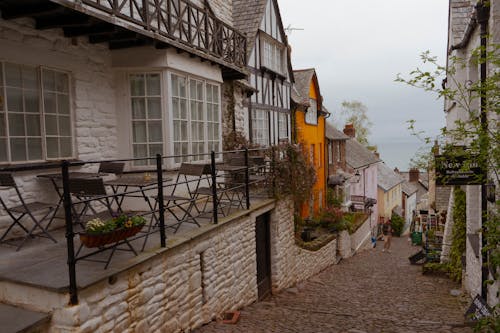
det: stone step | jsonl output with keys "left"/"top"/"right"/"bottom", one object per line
{"left": 0, "top": 303, "right": 50, "bottom": 333}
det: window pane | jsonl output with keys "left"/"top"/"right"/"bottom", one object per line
{"left": 179, "top": 76, "right": 186, "bottom": 97}
{"left": 130, "top": 74, "right": 145, "bottom": 96}
{"left": 55, "top": 72, "right": 69, "bottom": 93}
{"left": 147, "top": 98, "right": 161, "bottom": 119}
{"left": 146, "top": 74, "right": 160, "bottom": 95}
{"left": 133, "top": 121, "right": 147, "bottom": 143}
{"left": 0, "top": 112, "right": 5, "bottom": 136}
{"left": 5, "top": 63, "right": 22, "bottom": 87}
{"left": 6, "top": 88, "right": 22, "bottom": 112}
{"left": 180, "top": 100, "right": 187, "bottom": 119}
{"left": 149, "top": 144, "right": 162, "bottom": 157}
{"left": 148, "top": 121, "right": 162, "bottom": 142}
{"left": 27, "top": 138, "right": 42, "bottom": 160}
{"left": 42, "top": 69, "right": 55, "bottom": 91}
{"left": 9, "top": 114, "right": 25, "bottom": 136}
{"left": 0, "top": 138, "right": 7, "bottom": 162}
{"left": 58, "top": 94, "right": 70, "bottom": 114}
{"left": 131, "top": 98, "right": 146, "bottom": 119}
{"left": 212, "top": 86, "right": 219, "bottom": 103}
{"left": 26, "top": 114, "right": 41, "bottom": 136}
{"left": 59, "top": 116, "right": 71, "bottom": 136}
{"left": 45, "top": 115, "right": 58, "bottom": 135}
{"left": 60, "top": 137, "right": 72, "bottom": 157}
{"left": 172, "top": 75, "right": 178, "bottom": 96}
{"left": 172, "top": 98, "right": 179, "bottom": 118}
{"left": 44, "top": 92, "right": 56, "bottom": 113}
{"left": 133, "top": 144, "right": 147, "bottom": 158}
{"left": 22, "top": 68, "right": 38, "bottom": 90}
{"left": 10, "top": 138, "right": 26, "bottom": 161}
{"left": 180, "top": 121, "right": 187, "bottom": 140}
{"left": 46, "top": 137, "right": 59, "bottom": 158}
{"left": 25, "top": 89, "right": 39, "bottom": 113}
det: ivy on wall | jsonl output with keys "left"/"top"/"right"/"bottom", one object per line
{"left": 449, "top": 186, "right": 466, "bottom": 282}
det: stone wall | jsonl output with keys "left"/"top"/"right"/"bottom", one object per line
{"left": 464, "top": 185, "right": 482, "bottom": 298}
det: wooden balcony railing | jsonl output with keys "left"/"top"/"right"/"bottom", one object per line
{"left": 57, "top": 0, "right": 247, "bottom": 75}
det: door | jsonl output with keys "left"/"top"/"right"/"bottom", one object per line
{"left": 255, "top": 212, "right": 271, "bottom": 300}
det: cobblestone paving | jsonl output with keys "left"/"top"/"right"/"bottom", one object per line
{"left": 194, "top": 237, "right": 471, "bottom": 333}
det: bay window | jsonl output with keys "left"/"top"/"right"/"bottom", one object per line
{"left": 130, "top": 73, "right": 163, "bottom": 166}
{"left": 0, "top": 62, "right": 72, "bottom": 163}
{"left": 171, "top": 73, "right": 221, "bottom": 163}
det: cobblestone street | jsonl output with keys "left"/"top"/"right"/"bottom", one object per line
{"left": 194, "top": 237, "right": 471, "bottom": 333}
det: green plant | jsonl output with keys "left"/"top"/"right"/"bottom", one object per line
{"left": 448, "top": 187, "right": 467, "bottom": 282}
{"left": 267, "top": 143, "right": 316, "bottom": 214}
{"left": 326, "top": 188, "right": 342, "bottom": 208}
{"left": 390, "top": 213, "right": 404, "bottom": 237}
{"left": 84, "top": 214, "right": 146, "bottom": 234}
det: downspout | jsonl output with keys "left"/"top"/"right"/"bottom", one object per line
{"left": 476, "top": 0, "right": 489, "bottom": 302}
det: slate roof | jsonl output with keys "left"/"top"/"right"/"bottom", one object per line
{"left": 326, "top": 123, "right": 349, "bottom": 140}
{"left": 377, "top": 162, "right": 404, "bottom": 192}
{"left": 345, "top": 139, "right": 380, "bottom": 169}
{"left": 401, "top": 180, "right": 418, "bottom": 196}
{"left": 233, "top": 0, "right": 269, "bottom": 58}
{"left": 293, "top": 69, "right": 315, "bottom": 106}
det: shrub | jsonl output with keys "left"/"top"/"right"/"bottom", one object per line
{"left": 390, "top": 213, "right": 405, "bottom": 236}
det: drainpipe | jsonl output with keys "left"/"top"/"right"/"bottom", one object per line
{"left": 476, "top": 0, "right": 489, "bottom": 302}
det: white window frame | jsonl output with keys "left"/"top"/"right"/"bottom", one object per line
{"left": 0, "top": 62, "right": 74, "bottom": 164}
{"left": 128, "top": 72, "right": 164, "bottom": 167}
{"left": 168, "top": 72, "right": 222, "bottom": 166}
{"left": 260, "top": 33, "right": 285, "bottom": 75}
{"left": 278, "top": 112, "right": 289, "bottom": 141}
{"left": 305, "top": 98, "right": 318, "bottom": 125}
{"left": 251, "top": 109, "right": 270, "bottom": 146}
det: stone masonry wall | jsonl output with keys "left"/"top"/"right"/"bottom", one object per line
{"left": 464, "top": 185, "right": 482, "bottom": 298}
{"left": 0, "top": 18, "right": 117, "bottom": 235}
{"left": 270, "top": 199, "right": 338, "bottom": 292}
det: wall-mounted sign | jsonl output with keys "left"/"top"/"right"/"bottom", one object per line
{"left": 435, "top": 153, "right": 484, "bottom": 185}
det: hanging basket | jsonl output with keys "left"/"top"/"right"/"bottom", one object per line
{"left": 79, "top": 225, "right": 144, "bottom": 248}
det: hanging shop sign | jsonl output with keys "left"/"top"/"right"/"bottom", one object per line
{"left": 435, "top": 153, "right": 484, "bottom": 185}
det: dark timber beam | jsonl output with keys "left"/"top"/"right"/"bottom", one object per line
{"left": 0, "top": 3, "right": 60, "bottom": 20}
{"left": 109, "top": 39, "right": 152, "bottom": 50}
{"left": 36, "top": 14, "right": 90, "bottom": 30}
{"left": 89, "top": 31, "right": 137, "bottom": 44}
{"left": 64, "top": 24, "right": 116, "bottom": 38}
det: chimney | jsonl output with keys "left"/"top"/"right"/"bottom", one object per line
{"left": 374, "top": 151, "right": 380, "bottom": 159}
{"left": 343, "top": 124, "right": 355, "bottom": 138}
{"left": 409, "top": 168, "right": 420, "bottom": 183}
{"left": 394, "top": 167, "right": 400, "bottom": 173}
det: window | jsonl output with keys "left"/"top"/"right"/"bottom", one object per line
{"left": 336, "top": 142, "right": 341, "bottom": 162}
{"left": 278, "top": 113, "right": 288, "bottom": 141}
{"left": 328, "top": 142, "right": 333, "bottom": 164}
{"left": 0, "top": 62, "right": 72, "bottom": 163}
{"left": 305, "top": 98, "right": 317, "bottom": 125}
{"left": 252, "top": 109, "right": 269, "bottom": 146}
{"left": 130, "top": 73, "right": 163, "bottom": 166}
{"left": 171, "top": 73, "right": 221, "bottom": 163}
{"left": 261, "top": 36, "right": 285, "bottom": 74}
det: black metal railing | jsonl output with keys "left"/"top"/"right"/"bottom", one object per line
{"left": 69, "top": 0, "right": 247, "bottom": 68}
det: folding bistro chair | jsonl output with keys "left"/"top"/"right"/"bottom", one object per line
{"left": 0, "top": 173, "right": 57, "bottom": 250}
{"left": 68, "top": 177, "right": 115, "bottom": 226}
{"left": 98, "top": 162, "right": 125, "bottom": 176}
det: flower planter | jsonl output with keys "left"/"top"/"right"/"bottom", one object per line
{"left": 80, "top": 225, "right": 143, "bottom": 248}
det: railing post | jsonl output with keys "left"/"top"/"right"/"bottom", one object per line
{"left": 62, "top": 160, "right": 78, "bottom": 305}
{"left": 156, "top": 154, "right": 166, "bottom": 247}
{"left": 210, "top": 151, "right": 218, "bottom": 224}
{"left": 143, "top": 0, "right": 150, "bottom": 30}
{"left": 244, "top": 148, "right": 250, "bottom": 209}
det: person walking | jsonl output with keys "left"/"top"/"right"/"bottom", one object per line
{"left": 382, "top": 218, "right": 392, "bottom": 252}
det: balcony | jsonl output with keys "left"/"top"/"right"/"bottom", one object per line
{"left": 0, "top": 0, "right": 247, "bottom": 79}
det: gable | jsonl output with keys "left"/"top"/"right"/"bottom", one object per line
{"left": 259, "top": 0, "right": 287, "bottom": 43}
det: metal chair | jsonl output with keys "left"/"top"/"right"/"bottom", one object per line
{"left": 98, "top": 162, "right": 125, "bottom": 175}
{"left": 68, "top": 177, "right": 115, "bottom": 225}
{"left": 0, "top": 173, "right": 57, "bottom": 250}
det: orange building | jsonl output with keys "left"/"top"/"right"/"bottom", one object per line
{"left": 292, "top": 69, "right": 329, "bottom": 218}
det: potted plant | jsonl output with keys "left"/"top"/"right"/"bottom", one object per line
{"left": 79, "top": 214, "right": 146, "bottom": 248}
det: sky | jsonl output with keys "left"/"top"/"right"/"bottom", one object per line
{"left": 279, "top": 0, "right": 449, "bottom": 170}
